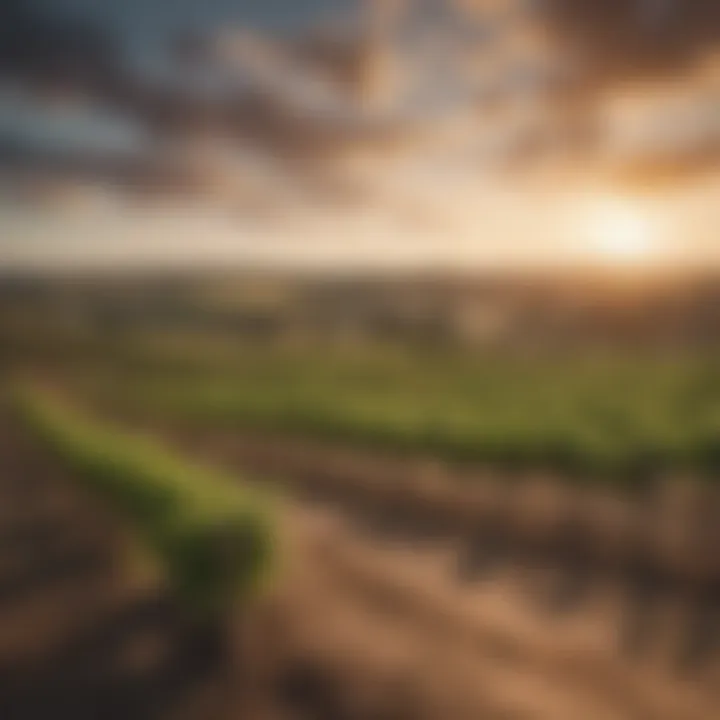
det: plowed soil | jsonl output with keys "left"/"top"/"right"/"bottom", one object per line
{"left": 0, "top": 413, "right": 717, "bottom": 720}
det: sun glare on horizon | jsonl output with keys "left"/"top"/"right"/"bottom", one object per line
{"left": 574, "top": 196, "right": 661, "bottom": 266}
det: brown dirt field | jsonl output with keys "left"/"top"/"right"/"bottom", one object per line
{"left": 0, "top": 410, "right": 718, "bottom": 720}
{"left": 164, "top": 425, "right": 720, "bottom": 717}
{"left": 164, "top": 426, "right": 720, "bottom": 661}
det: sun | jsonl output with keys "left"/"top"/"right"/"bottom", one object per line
{"left": 578, "top": 197, "right": 659, "bottom": 264}
{"left": 591, "top": 208, "right": 653, "bottom": 260}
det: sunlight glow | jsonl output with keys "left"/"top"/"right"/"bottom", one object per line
{"left": 580, "top": 197, "right": 660, "bottom": 264}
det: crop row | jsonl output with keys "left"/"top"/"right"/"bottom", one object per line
{"left": 13, "top": 386, "right": 274, "bottom": 618}
{"left": 99, "top": 349, "right": 720, "bottom": 484}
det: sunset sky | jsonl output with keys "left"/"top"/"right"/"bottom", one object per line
{"left": 0, "top": 1, "right": 718, "bottom": 271}
{"left": 2, "top": 172, "right": 718, "bottom": 272}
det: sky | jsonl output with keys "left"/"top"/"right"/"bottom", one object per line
{"left": 0, "top": 0, "right": 718, "bottom": 272}
{"left": 2, "top": 170, "right": 719, "bottom": 272}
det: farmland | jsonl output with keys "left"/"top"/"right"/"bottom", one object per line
{"left": 5, "top": 271, "right": 720, "bottom": 484}
{"left": 86, "top": 346, "right": 720, "bottom": 484}
{"left": 13, "top": 387, "right": 274, "bottom": 618}
{"left": 1, "top": 385, "right": 718, "bottom": 720}
{"left": 0, "top": 271, "right": 719, "bottom": 719}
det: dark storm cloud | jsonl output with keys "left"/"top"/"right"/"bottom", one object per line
{"left": 1, "top": 0, "right": 717, "bottom": 188}
{"left": 540, "top": 0, "right": 720, "bottom": 87}
{"left": 0, "top": 0, "right": 120, "bottom": 91}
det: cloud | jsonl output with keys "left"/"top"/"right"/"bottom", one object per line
{"left": 540, "top": 0, "right": 720, "bottom": 88}
{"left": 0, "top": 0, "right": 120, "bottom": 93}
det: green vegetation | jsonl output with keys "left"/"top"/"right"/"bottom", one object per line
{"left": 100, "top": 347, "right": 720, "bottom": 484}
{"left": 14, "top": 386, "right": 274, "bottom": 618}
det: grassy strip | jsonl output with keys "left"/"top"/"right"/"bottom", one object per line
{"left": 98, "top": 349, "right": 720, "bottom": 485}
{"left": 13, "top": 386, "right": 275, "bottom": 619}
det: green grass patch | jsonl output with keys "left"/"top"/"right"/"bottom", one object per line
{"left": 96, "top": 347, "right": 720, "bottom": 485}
{"left": 13, "top": 386, "right": 275, "bottom": 619}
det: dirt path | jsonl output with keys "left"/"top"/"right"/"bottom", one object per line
{"left": 169, "top": 428, "right": 720, "bottom": 663}
{"left": 249, "top": 496, "right": 717, "bottom": 720}
{"left": 165, "top": 427, "right": 720, "bottom": 720}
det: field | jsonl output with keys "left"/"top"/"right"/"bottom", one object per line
{"left": 1, "top": 387, "right": 718, "bottom": 720}
{"left": 87, "top": 345, "right": 720, "bottom": 484}
{"left": 13, "top": 387, "right": 274, "bottom": 617}
{"left": 0, "top": 273, "right": 719, "bottom": 719}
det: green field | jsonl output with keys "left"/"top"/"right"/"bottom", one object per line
{"left": 88, "top": 346, "right": 720, "bottom": 484}
{"left": 15, "top": 386, "right": 275, "bottom": 617}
